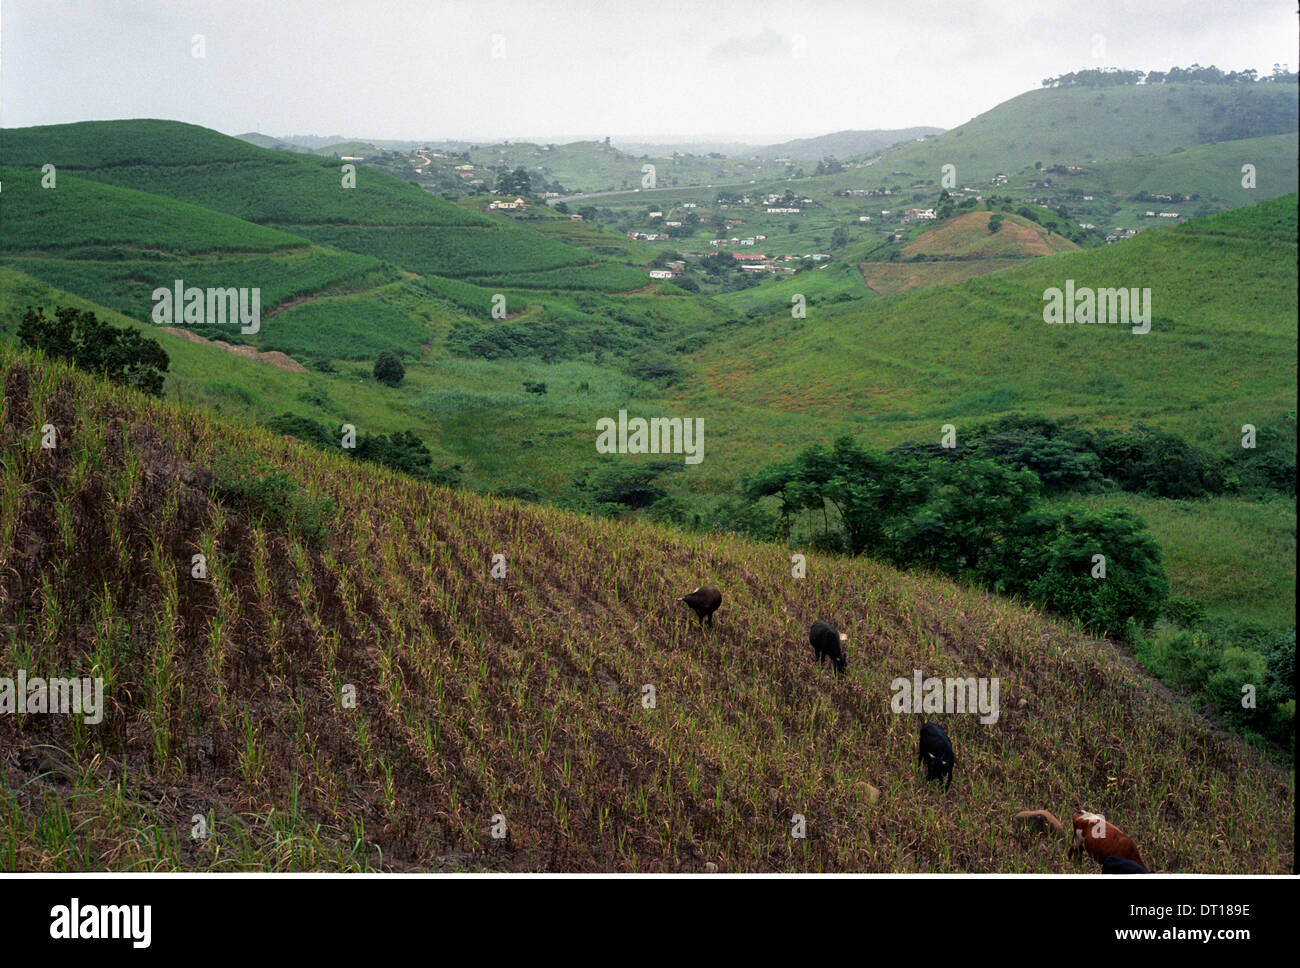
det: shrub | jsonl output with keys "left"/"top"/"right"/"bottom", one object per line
{"left": 19, "top": 305, "right": 169, "bottom": 397}
{"left": 746, "top": 436, "right": 1168, "bottom": 635}
{"left": 564, "top": 463, "right": 671, "bottom": 514}
{"left": 1008, "top": 504, "right": 1168, "bottom": 636}
{"left": 1092, "top": 425, "right": 1226, "bottom": 498}
{"left": 373, "top": 350, "right": 405, "bottom": 386}
{"left": 209, "top": 453, "right": 335, "bottom": 543}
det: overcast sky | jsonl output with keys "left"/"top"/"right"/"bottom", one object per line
{"left": 2, "top": 0, "right": 1295, "bottom": 143}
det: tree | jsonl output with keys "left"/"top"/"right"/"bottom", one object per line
{"left": 373, "top": 351, "right": 405, "bottom": 386}
{"left": 19, "top": 305, "right": 169, "bottom": 397}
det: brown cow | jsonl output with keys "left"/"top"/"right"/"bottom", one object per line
{"left": 1069, "top": 811, "right": 1145, "bottom": 868}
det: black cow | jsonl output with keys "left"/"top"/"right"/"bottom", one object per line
{"left": 1101, "top": 856, "right": 1150, "bottom": 874}
{"left": 917, "top": 721, "right": 955, "bottom": 791}
{"left": 809, "top": 621, "right": 847, "bottom": 674}
{"left": 681, "top": 586, "right": 722, "bottom": 627}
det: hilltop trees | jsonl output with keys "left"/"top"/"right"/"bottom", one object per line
{"left": 18, "top": 305, "right": 169, "bottom": 397}
{"left": 494, "top": 166, "right": 533, "bottom": 196}
{"left": 1041, "top": 65, "right": 1298, "bottom": 87}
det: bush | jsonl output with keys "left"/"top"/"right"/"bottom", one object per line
{"left": 19, "top": 305, "right": 169, "bottom": 397}
{"left": 745, "top": 436, "right": 1168, "bottom": 635}
{"left": 700, "top": 499, "right": 784, "bottom": 542}
{"left": 564, "top": 463, "right": 671, "bottom": 515}
{"left": 354, "top": 429, "right": 432, "bottom": 478}
{"left": 1008, "top": 504, "right": 1168, "bottom": 636}
{"left": 209, "top": 453, "right": 335, "bottom": 543}
{"left": 1092, "top": 425, "right": 1225, "bottom": 498}
{"left": 373, "top": 350, "right": 405, "bottom": 386}
{"left": 266, "top": 413, "right": 336, "bottom": 449}
{"left": 1161, "top": 596, "right": 1208, "bottom": 628}
{"left": 1225, "top": 423, "right": 1296, "bottom": 495}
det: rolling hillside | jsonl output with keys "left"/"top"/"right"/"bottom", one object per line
{"left": 865, "top": 82, "right": 1298, "bottom": 183}
{"left": 677, "top": 196, "right": 1297, "bottom": 482}
{"left": 1, "top": 122, "right": 1292, "bottom": 665}
{"left": 757, "top": 128, "right": 945, "bottom": 160}
{"left": 0, "top": 343, "right": 1291, "bottom": 872}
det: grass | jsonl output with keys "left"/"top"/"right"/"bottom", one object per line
{"left": 0, "top": 343, "right": 1292, "bottom": 872}
{"left": 1068, "top": 492, "right": 1296, "bottom": 630}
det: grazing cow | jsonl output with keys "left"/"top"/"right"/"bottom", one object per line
{"left": 681, "top": 586, "right": 722, "bottom": 627}
{"left": 917, "top": 721, "right": 955, "bottom": 790}
{"left": 809, "top": 620, "right": 848, "bottom": 674}
{"left": 1102, "top": 856, "right": 1151, "bottom": 874}
{"left": 1069, "top": 811, "right": 1145, "bottom": 868}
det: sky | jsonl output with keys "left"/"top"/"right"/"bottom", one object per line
{"left": 1, "top": 0, "right": 1295, "bottom": 144}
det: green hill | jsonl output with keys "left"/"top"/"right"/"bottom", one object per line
{"left": 234, "top": 132, "right": 309, "bottom": 153}
{"left": 0, "top": 342, "right": 1291, "bottom": 872}
{"left": 680, "top": 197, "right": 1298, "bottom": 480}
{"left": 759, "top": 127, "right": 944, "bottom": 160}
{"left": 867, "top": 83, "right": 1298, "bottom": 183}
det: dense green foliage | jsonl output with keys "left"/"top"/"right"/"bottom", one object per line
{"left": 18, "top": 305, "right": 168, "bottom": 396}
{"left": 744, "top": 436, "right": 1169, "bottom": 636}
{"left": 209, "top": 452, "right": 336, "bottom": 543}
{"left": 264, "top": 412, "right": 459, "bottom": 485}
{"left": 373, "top": 350, "right": 405, "bottom": 386}
{"left": 889, "top": 414, "right": 1295, "bottom": 498}
{"left": 1134, "top": 621, "right": 1294, "bottom": 752}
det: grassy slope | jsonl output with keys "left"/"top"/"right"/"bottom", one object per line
{"left": 0, "top": 121, "right": 726, "bottom": 492}
{"left": 865, "top": 83, "right": 1299, "bottom": 183}
{"left": 0, "top": 344, "right": 1291, "bottom": 872}
{"left": 677, "top": 196, "right": 1298, "bottom": 489}
{"left": 0, "top": 265, "right": 715, "bottom": 497}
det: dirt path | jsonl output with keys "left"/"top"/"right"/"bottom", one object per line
{"left": 161, "top": 327, "right": 306, "bottom": 372}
